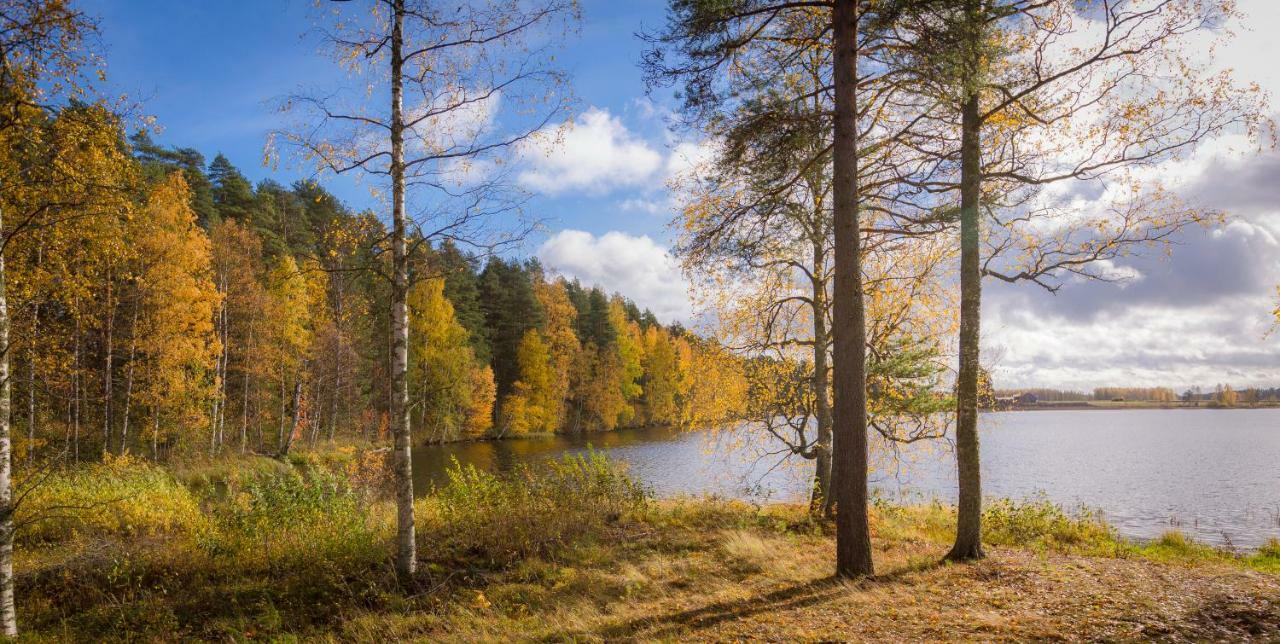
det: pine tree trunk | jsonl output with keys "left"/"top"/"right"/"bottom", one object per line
{"left": 831, "top": 0, "right": 873, "bottom": 578}
{"left": 0, "top": 198, "right": 20, "bottom": 636}
{"left": 389, "top": 0, "right": 418, "bottom": 581}
{"left": 946, "top": 80, "right": 986, "bottom": 563}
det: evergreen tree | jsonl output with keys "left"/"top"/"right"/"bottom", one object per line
{"left": 479, "top": 258, "right": 545, "bottom": 398}
{"left": 208, "top": 153, "right": 256, "bottom": 224}
{"left": 436, "top": 240, "right": 489, "bottom": 362}
{"left": 130, "top": 132, "right": 218, "bottom": 227}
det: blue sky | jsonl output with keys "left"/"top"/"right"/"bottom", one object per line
{"left": 81, "top": 0, "right": 1280, "bottom": 389}
{"left": 85, "top": 0, "right": 680, "bottom": 241}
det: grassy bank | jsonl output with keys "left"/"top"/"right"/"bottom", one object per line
{"left": 13, "top": 447, "right": 1280, "bottom": 641}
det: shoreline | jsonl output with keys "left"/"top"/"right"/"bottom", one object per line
{"left": 992, "top": 403, "right": 1280, "bottom": 411}
{"left": 417, "top": 422, "right": 683, "bottom": 447}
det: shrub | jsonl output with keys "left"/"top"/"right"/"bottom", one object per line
{"left": 173, "top": 455, "right": 293, "bottom": 502}
{"left": 424, "top": 451, "right": 648, "bottom": 567}
{"left": 1247, "top": 538, "right": 1280, "bottom": 573}
{"left": 1257, "top": 538, "right": 1280, "bottom": 559}
{"left": 16, "top": 454, "right": 209, "bottom": 544}
{"left": 982, "top": 498, "right": 1115, "bottom": 551}
{"left": 215, "top": 464, "right": 384, "bottom": 566}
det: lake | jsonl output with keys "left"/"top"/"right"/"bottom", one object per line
{"left": 412, "top": 408, "right": 1280, "bottom": 550}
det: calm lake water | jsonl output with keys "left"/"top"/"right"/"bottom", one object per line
{"left": 413, "top": 408, "right": 1280, "bottom": 549}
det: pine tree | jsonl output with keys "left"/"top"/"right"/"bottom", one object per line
{"left": 208, "top": 153, "right": 256, "bottom": 224}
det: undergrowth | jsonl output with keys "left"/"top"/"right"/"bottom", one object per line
{"left": 10, "top": 446, "right": 1278, "bottom": 641}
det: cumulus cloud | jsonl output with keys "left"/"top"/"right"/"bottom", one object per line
{"left": 977, "top": 0, "right": 1280, "bottom": 389}
{"left": 984, "top": 149, "right": 1280, "bottom": 389}
{"left": 536, "top": 230, "right": 693, "bottom": 323}
{"left": 517, "top": 107, "right": 663, "bottom": 195}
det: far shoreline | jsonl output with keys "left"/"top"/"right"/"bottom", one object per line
{"left": 992, "top": 402, "right": 1280, "bottom": 411}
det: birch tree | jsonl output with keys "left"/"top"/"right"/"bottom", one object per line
{"left": 0, "top": 0, "right": 119, "bottom": 632}
{"left": 274, "top": 0, "right": 576, "bottom": 580}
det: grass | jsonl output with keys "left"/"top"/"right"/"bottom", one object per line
{"left": 11, "top": 447, "right": 1280, "bottom": 641}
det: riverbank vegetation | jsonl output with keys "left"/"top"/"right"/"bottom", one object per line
{"left": 13, "top": 449, "right": 1280, "bottom": 640}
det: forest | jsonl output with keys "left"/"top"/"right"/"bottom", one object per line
{"left": 1, "top": 0, "right": 1279, "bottom": 640}
{"left": 11, "top": 125, "right": 743, "bottom": 460}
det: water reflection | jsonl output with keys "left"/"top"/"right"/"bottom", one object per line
{"left": 412, "top": 409, "right": 1280, "bottom": 549}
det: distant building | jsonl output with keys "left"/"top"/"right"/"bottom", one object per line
{"left": 1016, "top": 392, "right": 1038, "bottom": 405}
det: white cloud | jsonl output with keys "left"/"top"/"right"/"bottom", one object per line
{"left": 517, "top": 107, "right": 663, "bottom": 195}
{"left": 536, "top": 229, "right": 693, "bottom": 323}
{"left": 618, "top": 198, "right": 669, "bottom": 216}
{"left": 984, "top": 295, "right": 1280, "bottom": 391}
{"left": 983, "top": 212, "right": 1280, "bottom": 390}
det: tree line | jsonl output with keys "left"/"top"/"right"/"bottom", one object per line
{"left": 994, "top": 386, "right": 1280, "bottom": 404}
{"left": 9, "top": 124, "right": 741, "bottom": 461}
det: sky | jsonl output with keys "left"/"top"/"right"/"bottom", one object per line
{"left": 82, "top": 0, "right": 1280, "bottom": 391}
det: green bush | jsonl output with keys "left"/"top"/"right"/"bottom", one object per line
{"left": 982, "top": 498, "right": 1116, "bottom": 551}
{"left": 214, "top": 464, "right": 384, "bottom": 566}
{"left": 1257, "top": 538, "right": 1280, "bottom": 559}
{"left": 172, "top": 455, "right": 294, "bottom": 502}
{"left": 424, "top": 451, "right": 648, "bottom": 567}
{"left": 16, "top": 454, "right": 209, "bottom": 544}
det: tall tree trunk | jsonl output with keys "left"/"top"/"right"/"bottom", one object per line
{"left": 151, "top": 404, "right": 158, "bottom": 460}
{"left": 102, "top": 269, "right": 114, "bottom": 457}
{"left": 214, "top": 276, "right": 228, "bottom": 453}
{"left": 26, "top": 300, "right": 36, "bottom": 456}
{"left": 0, "top": 199, "right": 20, "bottom": 636}
{"left": 241, "top": 329, "right": 252, "bottom": 454}
{"left": 946, "top": 77, "right": 986, "bottom": 562}
{"left": 278, "top": 379, "right": 302, "bottom": 458}
{"left": 810, "top": 238, "right": 834, "bottom": 517}
{"left": 831, "top": 0, "right": 873, "bottom": 578}
{"left": 26, "top": 246, "right": 41, "bottom": 457}
{"left": 120, "top": 302, "right": 138, "bottom": 454}
{"left": 278, "top": 373, "right": 286, "bottom": 450}
{"left": 329, "top": 351, "right": 340, "bottom": 442}
{"left": 389, "top": 0, "right": 417, "bottom": 581}
{"left": 72, "top": 305, "right": 80, "bottom": 463}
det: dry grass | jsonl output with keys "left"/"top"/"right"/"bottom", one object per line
{"left": 321, "top": 498, "right": 1280, "bottom": 642}
{"left": 12, "top": 453, "right": 1280, "bottom": 641}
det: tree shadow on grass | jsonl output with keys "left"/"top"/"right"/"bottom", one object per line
{"left": 544, "top": 559, "right": 946, "bottom": 641}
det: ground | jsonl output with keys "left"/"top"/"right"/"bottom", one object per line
{"left": 14, "top": 451, "right": 1280, "bottom": 641}
{"left": 338, "top": 509, "right": 1280, "bottom": 642}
